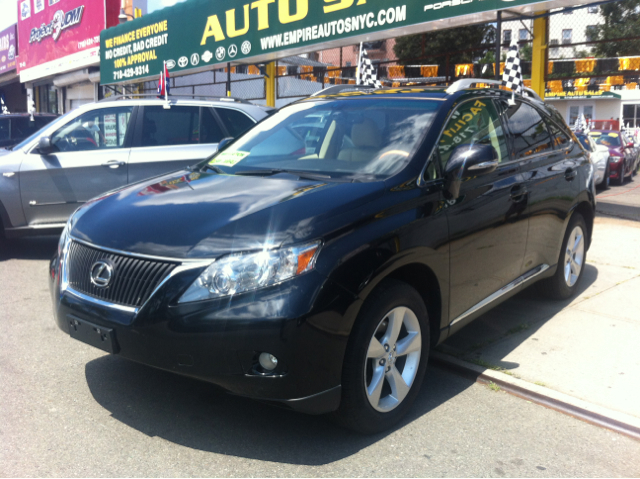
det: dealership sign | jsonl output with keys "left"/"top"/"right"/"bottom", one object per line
{"left": 545, "top": 90, "right": 621, "bottom": 101}
{"left": 100, "top": 0, "right": 557, "bottom": 85}
{"left": 18, "top": 0, "right": 109, "bottom": 82}
{"left": 0, "top": 24, "right": 17, "bottom": 75}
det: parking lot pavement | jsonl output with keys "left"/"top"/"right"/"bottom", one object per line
{"left": 596, "top": 173, "right": 640, "bottom": 221}
{"left": 441, "top": 214, "right": 640, "bottom": 423}
{"left": 1, "top": 239, "right": 640, "bottom": 477}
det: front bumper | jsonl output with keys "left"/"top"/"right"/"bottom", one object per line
{"left": 50, "top": 242, "right": 360, "bottom": 414}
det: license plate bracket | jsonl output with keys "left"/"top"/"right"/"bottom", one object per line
{"left": 68, "top": 316, "right": 119, "bottom": 354}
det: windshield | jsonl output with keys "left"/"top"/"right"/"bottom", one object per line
{"left": 589, "top": 132, "right": 621, "bottom": 147}
{"left": 8, "top": 113, "right": 68, "bottom": 151}
{"left": 203, "top": 98, "right": 440, "bottom": 180}
{"left": 576, "top": 135, "right": 591, "bottom": 151}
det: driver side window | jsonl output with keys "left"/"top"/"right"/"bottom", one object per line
{"left": 438, "top": 98, "right": 509, "bottom": 170}
{"left": 50, "top": 106, "right": 133, "bottom": 153}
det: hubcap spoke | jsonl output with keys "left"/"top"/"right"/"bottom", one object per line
{"left": 572, "top": 234, "right": 583, "bottom": 253}
{"left": 387, "top": 366, "right": 410, "bottom": 403}
{"left": 396, "top": 331, "right": 421, "bottom": 356}
{"left": 367, "top": 366, "right": 385, "bottom": 406}
{"left": 367, "top": 337, "right": 386, "bottom": 359}
{"left": 384, "top": 308, "right": 405, "bottom": 345}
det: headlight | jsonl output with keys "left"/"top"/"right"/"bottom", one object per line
{"left": 610, "top": 155, "right": 622, "bottom": 163}
{"left": 178, "top": 241, "right": 322, "bottom": 303}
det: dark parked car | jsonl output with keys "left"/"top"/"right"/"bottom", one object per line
{"left": 0, "top": 113, "right": 57, "bottom": 149}
{"left": 50, "top": 81, "right": 595, "bottom": 433}
{"left": 588, "top": 130, "right": 636, "bottom": 185}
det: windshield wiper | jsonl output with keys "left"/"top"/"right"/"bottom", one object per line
{"left": 201, "top": 164, "right": 224, "bottom": 174}
{"left": 235, "top": 169, "right": 331, "bottom": 180}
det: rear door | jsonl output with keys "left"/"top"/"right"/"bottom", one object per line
{"left": 500, "top": 99, "right": 580, "bottom": 270}
{"left": 442, "top": 97, "right": 529, "bottom": 323}
{"left": 127, "top": 105, "right": 226, "bottom": 184}
{"left": 19, "top": 105, "right": 134, "bottom": 225}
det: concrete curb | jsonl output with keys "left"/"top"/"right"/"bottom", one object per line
{"left": 431, "top": 351, "right": 640, "bottom": 441}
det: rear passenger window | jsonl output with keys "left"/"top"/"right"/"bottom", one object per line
{"left": 215, "top": 108, "right": 254, "bottom": 137}
{"left": 438, "top": 98, "right": 509, "bottom": 168}
{"left": 201, "top": 108, "right": 224, "bottom": 144}
{"left": 141, "top": 106, "right": 199, "bottom": 147}
{"left": 503, "top": 102, "right": 553, "bottom": 159}
{"left": 548, "top": 122, "right": 572, "bottom": 149}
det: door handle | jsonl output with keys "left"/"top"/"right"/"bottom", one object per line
{"left": 565, "top": 168, "right": 577, "bottom": 181}
{"left": 510, "top": 184, "right": 528, "bottom": 202}
{"left": 102, "top": 160, "right": 125, "bottom": 169}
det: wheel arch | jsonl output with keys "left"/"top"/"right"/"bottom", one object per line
{"left": 387, "top": 263, "right": 443, "bottom": 347}
{"left": 572, "top": 200, "right": 595, "bottom": 249}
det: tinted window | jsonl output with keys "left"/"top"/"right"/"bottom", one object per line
{"left": 35, "top": 116, "right": 55, "bottom": 130}
{"left": 503, "top": 102, "right": 553, "bottom": 159}
{"left": 438, "top": 98, "right": 509, "bottom": 167}
{"left": 141, "top": 106, "right": 199, "bottom": 147}
{"left": 215, "top": 108, "right": 255, "bottom": 137}
{"left": 51, "top": 107, "right": 133, "bottom": 152}
{"left": 201, "top": 108, "right": 224, "bottom": 144}
{"left": 12, "top": 118, "right": 42, "bottom": 139}
{"left": 549, "top": 121, "right": 572, "bottom": 149}
{"left": 0, "top": 118, "right": 9, "bottom": 141}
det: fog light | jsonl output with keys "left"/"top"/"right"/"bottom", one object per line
{"left": 258, "top": 352, "right": 278, "bottom": 371}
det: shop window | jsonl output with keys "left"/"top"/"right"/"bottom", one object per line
{"left": 36, "top": 84, "right": 58, "bottom": 114}
{"left": 562, "top": 29, "right": 572, "bottom": 45}
{"left": 503, "top": 30, "right": 512, "bottom": 44}
{"left": 623, "top": 104, "right": 640, "bottom": 128}
{"left": 519, "top": 29, "right": 528, "bottom": 41}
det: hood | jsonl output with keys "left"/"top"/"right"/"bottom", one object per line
{"left": 72, "top": 170, "right": 385, "bottom": 259}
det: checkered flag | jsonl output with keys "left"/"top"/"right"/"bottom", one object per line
{"left": 502, "top": 41, "right": 523, "bottom": 95}
{"left": 357, "top": 46, "right": 382, "bottom": 88}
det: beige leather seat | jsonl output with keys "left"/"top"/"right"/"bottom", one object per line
{"left": 338, "top": 119, "right": 382, "bottom": 162}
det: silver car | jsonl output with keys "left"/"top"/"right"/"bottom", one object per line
{"left": 0, "top": 97, "right": 271, "bottom": 238}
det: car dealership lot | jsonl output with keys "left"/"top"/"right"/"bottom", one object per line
{"left": 1, "top": 234, "right": 640, "bottom": 477}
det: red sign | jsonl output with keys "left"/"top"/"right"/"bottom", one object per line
{"left": 17, "top": 0, "right": 116, "bottom": 81}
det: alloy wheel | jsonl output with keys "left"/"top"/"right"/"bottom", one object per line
{"left": 564, "top": 225, "right": 585, "bottom": 287}
{"left": 364, "top": 306, "right": 422, "bottom": 413}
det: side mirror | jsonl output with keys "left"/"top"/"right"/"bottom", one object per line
{"left": 217, "top": 137, "right": 234, "bottom": 152}
{"left": 444, "top": 143, "right": 499, "bottom": 199}
{"left": 626, "top": 142, "right": 635, "bottom": 149}
{"left": 38, "top": 136, "right": 54, "bottom": 155}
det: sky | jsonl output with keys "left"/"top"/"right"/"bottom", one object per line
{"left": 147, "top": 0, "right": 187, "bottom": 14}
{"left": 0, "top": 0, "right": 17, "bottom": 31}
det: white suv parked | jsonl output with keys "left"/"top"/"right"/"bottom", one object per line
{"left": 0, "top": 97, "right": 272, "bottom": 238}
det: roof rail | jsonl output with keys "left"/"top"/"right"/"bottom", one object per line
{"left": 99, "top": 93, "right": 254, "bottom": 105}
{"left": 310, "top": 84, "right": 376, "bottom": 97}
{"left": 446, "top": 78, "right": 543, "bottom": 102}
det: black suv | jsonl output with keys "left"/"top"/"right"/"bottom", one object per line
{"left": 50, "top": 81, "right": 595, "bottom": 433}
{"left": 0, "top": 113, "right": 58, "bottom": 149}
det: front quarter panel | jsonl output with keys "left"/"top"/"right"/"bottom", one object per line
{"left": 0, "top": 150, "right": 27, "bottom": 228}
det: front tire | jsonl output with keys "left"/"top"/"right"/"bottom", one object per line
{"left": 537, "top": 213, "right": 587, "bottom": 300}
{"left": 597, "top": 162, "right": 610, "bottom": 190}
{"left": 616, "top": 165, "right": 625, "bottom": 185}
{"left": 333, "top": 279, "right": 430, "bottom": 434}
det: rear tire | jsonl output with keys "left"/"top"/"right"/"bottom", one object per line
{"left": 537, "top": 213, "right": 587, "bottom": 300}
{"left": 332, "top": 279, "right": 430, "bottom": 434}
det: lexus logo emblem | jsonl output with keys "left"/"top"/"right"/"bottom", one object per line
{"left": 90, "top": 261, "right": 113, "bottom": 288}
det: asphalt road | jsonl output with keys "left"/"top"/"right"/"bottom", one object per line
{"left": 1, "top": 238, "right": 640, "bottom": 477}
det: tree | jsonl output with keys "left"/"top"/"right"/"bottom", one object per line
{"left": 393, "top": 25, "right": 496, "bottom": 69}
{"left": 592, "top": 0, "right": 640, "bottom": 57}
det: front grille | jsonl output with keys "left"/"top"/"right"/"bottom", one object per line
{"left": 67, "top": 241, "right": 179, "bottom": 308}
